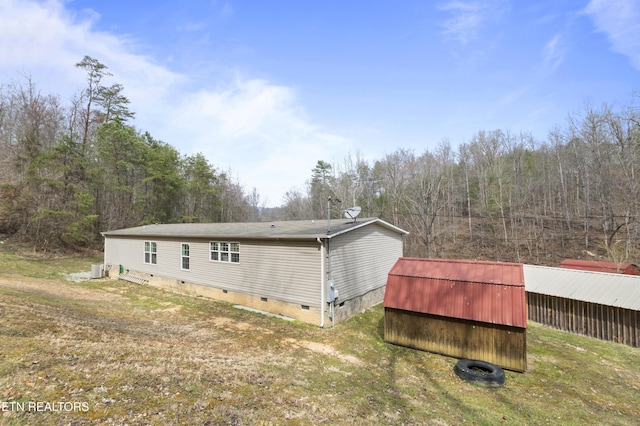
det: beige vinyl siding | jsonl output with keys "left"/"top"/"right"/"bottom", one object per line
{"left": 105, "top": 236, "right": 147, "bottom": 270}
{"left": 329, "top": 224, "right": 403, "bottom": 301}
{"left": 105, "top": 236, "right": 322, "bottom": 307}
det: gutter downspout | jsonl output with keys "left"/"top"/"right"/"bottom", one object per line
{"left": 101, "top": 233, "right": 107, "bottom": 277}
{"left": 317, "top": 237, "right": 325, "bottom": 328}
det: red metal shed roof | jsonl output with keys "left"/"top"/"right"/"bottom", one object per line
{"left": 383, "top": 258, "right": 527, "bottom": 328}
{"left": 559, "top": 259, "right": 640, "bottom": 275}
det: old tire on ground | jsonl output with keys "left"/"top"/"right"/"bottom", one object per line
{"left": 454, "top": 359, "right": 505, "bottom": 387}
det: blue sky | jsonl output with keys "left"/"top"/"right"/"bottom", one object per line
{"left": 1, "top": 0, "right": 639, "bottom": 207}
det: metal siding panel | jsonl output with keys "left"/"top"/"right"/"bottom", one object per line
{"left": 384, "top": 258, "right": 527, "bottom": 328}
{"left": 524, "top": 265, "right": 640, "bottom": 310}
{"left": 389, "top": 257, "right": 524, "bottom": 286}
{"left": 330, "top": 224, "right": 403, "bottom": 301}
{"left": 384, "top": 308, "right": 527, "bottom": 371}
{"left": 559, "top": 259, "right": 638, "bottom": 274}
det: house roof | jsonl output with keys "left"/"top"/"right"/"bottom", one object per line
{"left": 524, "top": 265, "right": 640, "bottom": 311}
{"left": 101, "top": 218, "right": 408, "bottom": 240}
{"left": 559, "top": 259, "right": 639, "bottom": 275}
{"left": 383, "top": 258, "right": 527, "bottom": 328}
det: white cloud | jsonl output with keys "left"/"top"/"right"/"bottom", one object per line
{"left": 0, "top": 0, "right": 183, "bottom": 94}
{"left": 542, "top": 34, "right": 565, "bottom": 73}
{"left": 170, "top": 78, "right": 352, "bottom": 206}
{"left": 498, "top": 84, "right": 532, "bottom": 107}
{"left": 0, "top": 0, "right": 349, "bottom": 207}
{"left": 584, "top": 0, "right": 640, "bottom": 70}
{"left": 438, "top": 0, "right": 509, "bottom": 45}
{"left": 220, "top": 2, "right": 234, "bottom": 19}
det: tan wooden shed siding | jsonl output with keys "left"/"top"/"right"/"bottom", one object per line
{"left": 105, "top": 236, "right": 322, "bottom": 306}
{"left": 384, "top": 308, "right": 527, "bottom": 372}
{"left": 329, "top": 224, "right": 403, "bottom": 301}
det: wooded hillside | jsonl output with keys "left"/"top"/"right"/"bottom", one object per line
{"left": 2, "top": 57, "right": 639, "bottom": 265}
{"left": 280, "top": 101, "right": 640, "bottom": 266}
{"left": 0, "top": 57, "right": 250, "bottom": 251}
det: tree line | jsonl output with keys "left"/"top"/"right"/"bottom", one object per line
{"left": 1, "top": 56, "right": 639, "bottom": 265}
{"left": 0, "top": 57, "right": 250, "bottom": 251}
{"left": 277, "top": 100, "right": 640, "bottom": 265}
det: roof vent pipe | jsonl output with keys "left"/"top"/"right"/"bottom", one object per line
{"left": 327, "top": 196, "right": 341, "bottom": 234}
{"left": 327, "top": 197, "right": 331, "bottom": 234}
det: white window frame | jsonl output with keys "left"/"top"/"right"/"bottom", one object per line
{"left": 210, "top": 241, "right": 240, "bottom": 263}
{"left": 210, "top": 242, "right": 219, "bottom": 261}
{"left": 144, "top": 241, "right": 157, "bottom": 265}
{"left": 181, "top": 243, "right": 190, "bottom": 270}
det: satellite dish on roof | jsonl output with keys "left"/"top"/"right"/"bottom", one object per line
{"left": 344, "top": 206, "right": 362, "bottom": 222}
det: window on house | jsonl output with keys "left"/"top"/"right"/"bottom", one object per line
{"left": 144, "top": 241, "right": 157, "bottom": 264}
{"left": 220, "top": 242, "right": 229, "bottom": 262}
{"left": 230, "top": 243, "right": 240, "bottom": 263}
{"left": 210, "top": 242, "right": 219, "bottom": 261}
{"left": 181, "top": 243, "right": 190, "bottom": 270}
{"left": 210, "top": 241, "right": 240, "bottom": 263}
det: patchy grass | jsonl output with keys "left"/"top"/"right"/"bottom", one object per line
{"left": 0, "top": 252, "right": 639, "bottom": 425}
{"left": 0, "top": 240, "right": 102, "bottom": 280}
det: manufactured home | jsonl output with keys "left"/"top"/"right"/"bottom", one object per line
{"left": 102, "top": 218, "right": 408, "bottom": 326}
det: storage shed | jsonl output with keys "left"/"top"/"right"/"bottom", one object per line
{"left": 559, "top": 259, "right": 640, "bottom": 275}
{"left": 383, "top": 258, "right": 527, "bottom": 372}
{"left": 102, "top": 218, "right": 407, "bottom": 326}
{"left": 525, "top": 265, "right": 640, "bottom": 347}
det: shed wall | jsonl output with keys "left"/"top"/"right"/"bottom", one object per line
{"left": 384, "top": 307, "right": 527, "bottom": 372}
{"left": 104, "top": 236, "right": 321, "bottom": 307}
{"left": 527, "top": 292, "right": 640, "bottom": 347}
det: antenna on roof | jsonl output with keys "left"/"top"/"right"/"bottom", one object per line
{"left": 344, "top": 206, "right": 362, "bottom": 223}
